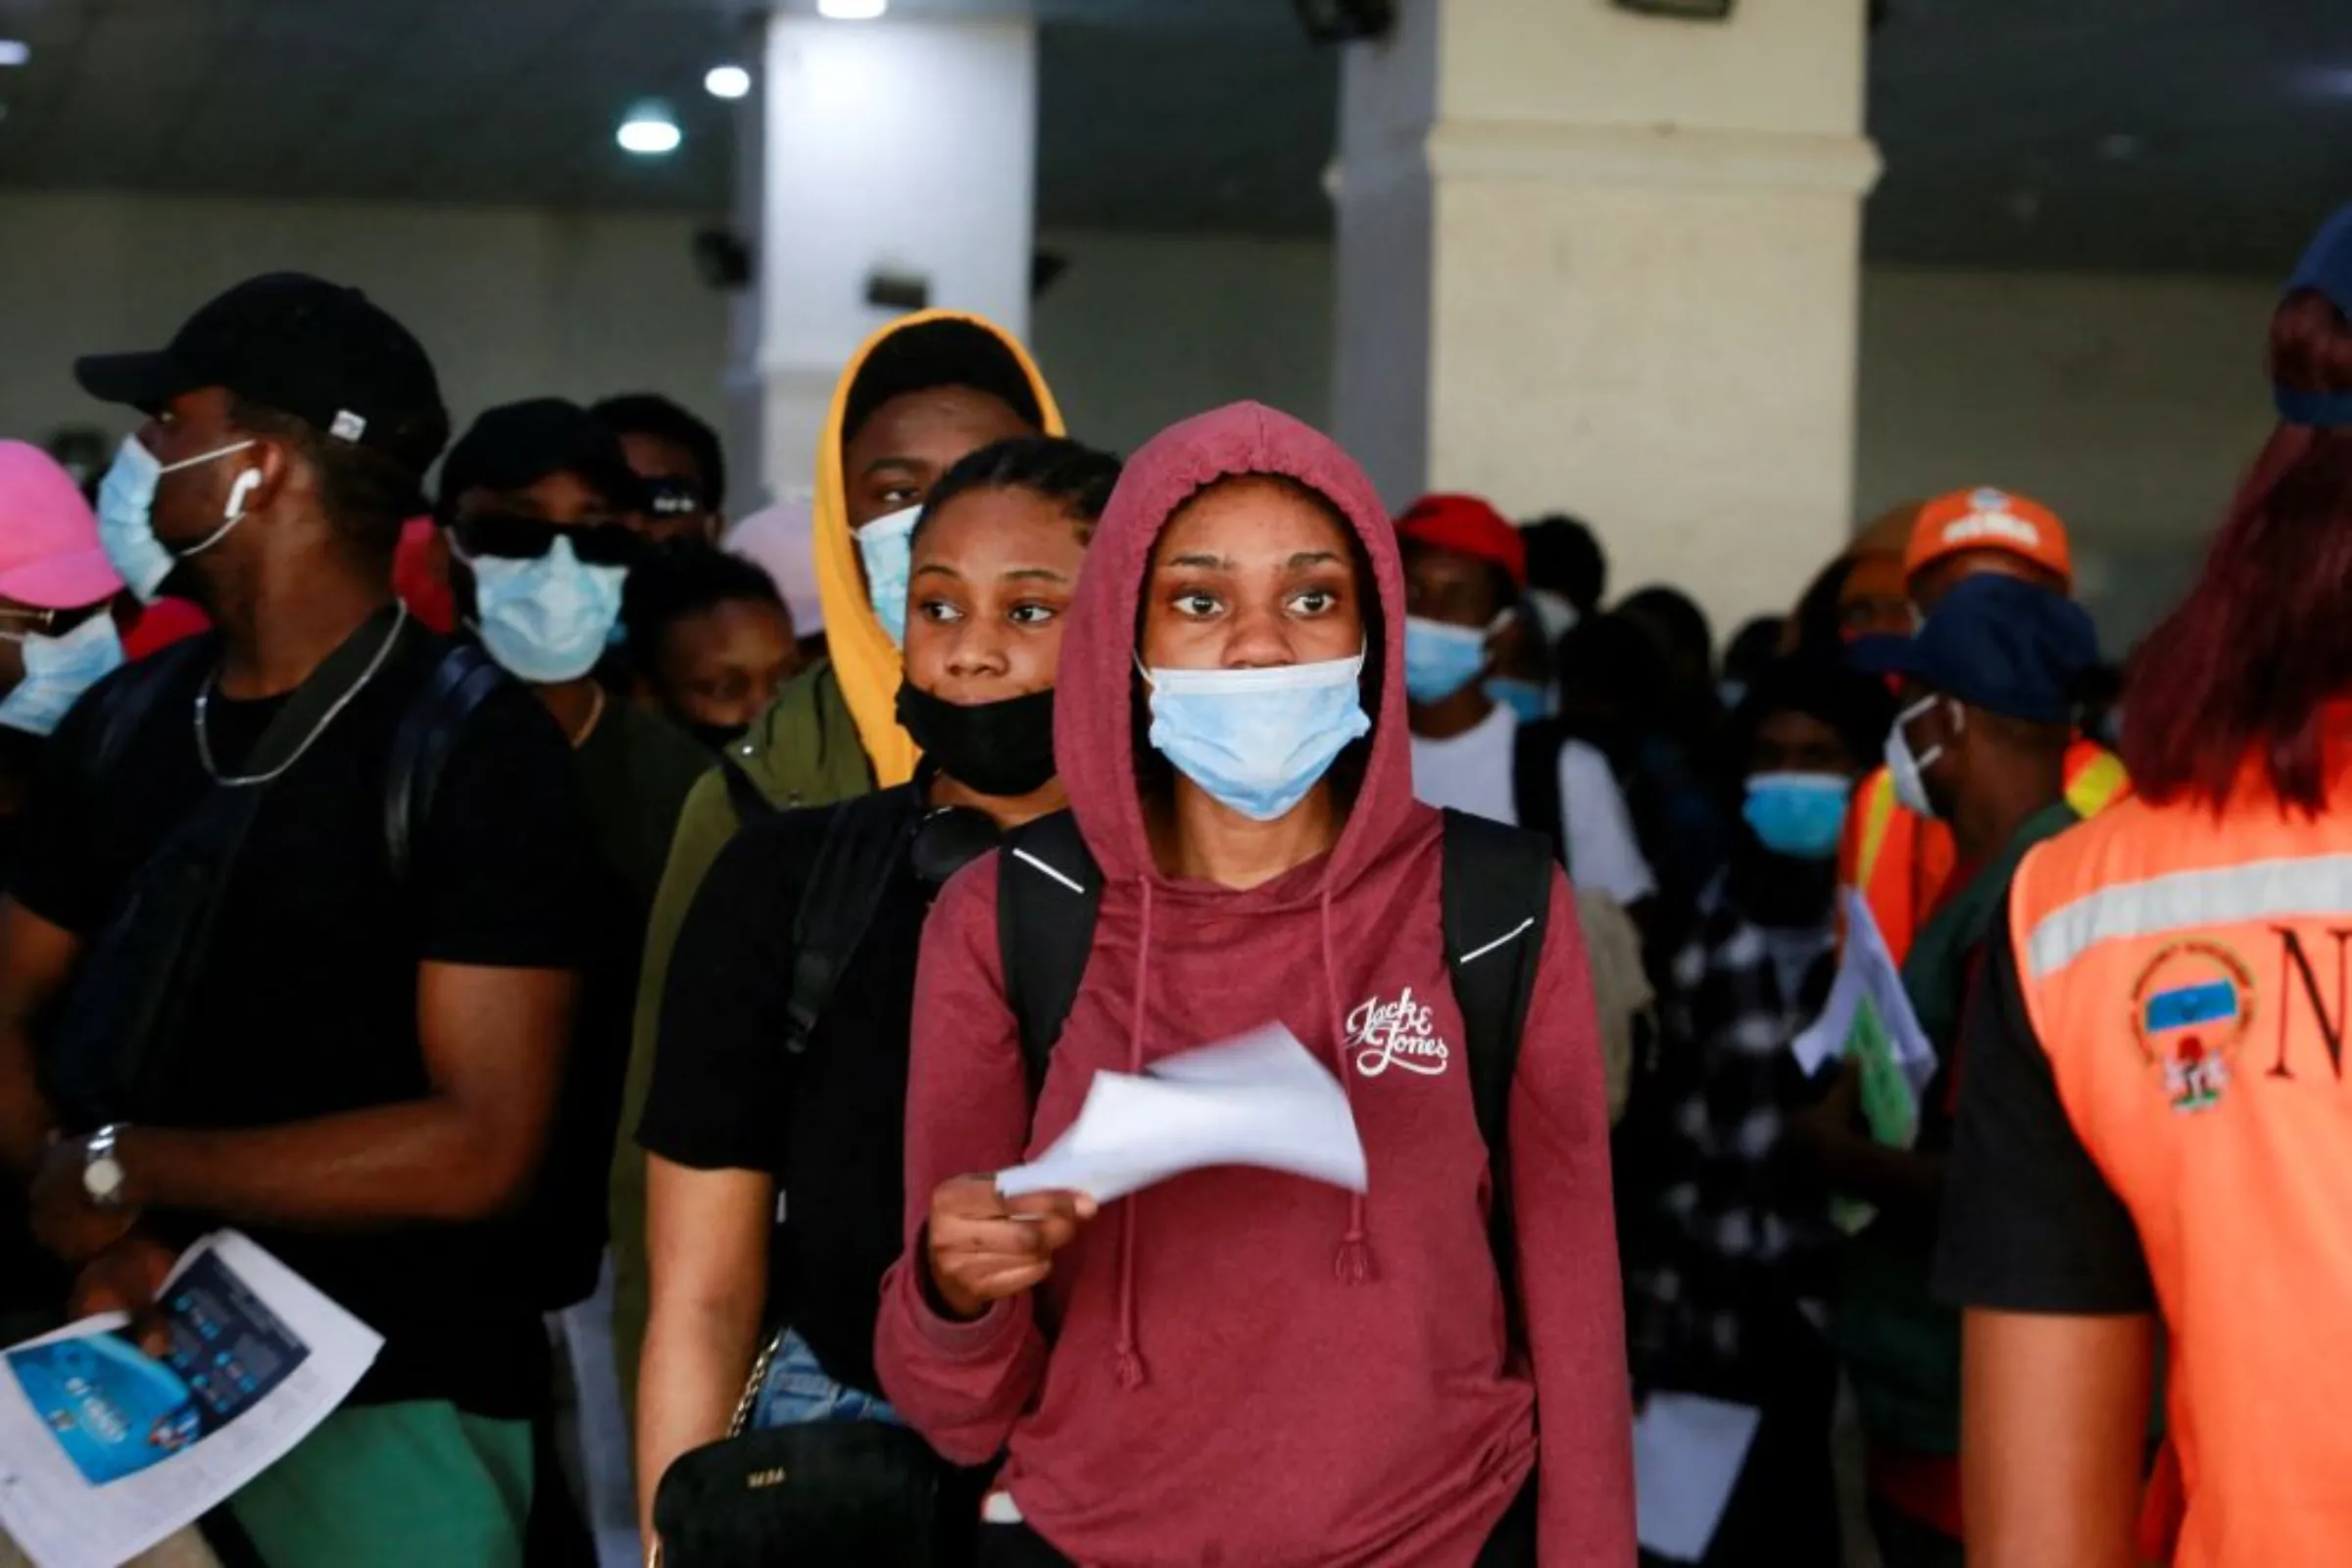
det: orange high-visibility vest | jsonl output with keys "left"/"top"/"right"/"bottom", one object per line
{"left": 2007, "top": 776, "right": 2352, "bottom": 1566}
{"left": 1841, "top": 739, "right": 2128, "bottom": 963}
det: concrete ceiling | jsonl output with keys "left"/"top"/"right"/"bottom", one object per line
{"left": 1865, "top": 0, "right": 2352, "bottom": 274}
{"left": 0, "top": 0, "right": 2343, "bottom": 273}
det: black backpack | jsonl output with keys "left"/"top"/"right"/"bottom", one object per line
{"left": 784, "top": 798, "right": 1557, "bottom": 1341}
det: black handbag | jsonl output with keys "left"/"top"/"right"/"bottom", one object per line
{"left": 651, "top": 1331, "right": 944, "bottom": 1567}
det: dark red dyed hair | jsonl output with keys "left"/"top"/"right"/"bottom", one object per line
{"left": 2124, "top": 292, "right": 2352, "bottom": 811}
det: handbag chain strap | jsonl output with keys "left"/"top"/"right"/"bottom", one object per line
{"left": 726, "top": 1329, "right": 785, "bottom": 1440}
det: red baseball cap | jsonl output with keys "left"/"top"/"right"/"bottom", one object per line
{"left": 1396, "top": 493, "right": 1527, "bottom": 589}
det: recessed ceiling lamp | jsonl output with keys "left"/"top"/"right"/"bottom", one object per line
{"left": 617, "top": 103, "right": 682, "bottom": 156}
{"left": 817, "top": 0, "right": 887, "bottom": 19}
{"left": 0, "top": 41, "right": 29, "bottom": 67}
{"left": 705, "top": 65, "right": 752, "bottom": 99}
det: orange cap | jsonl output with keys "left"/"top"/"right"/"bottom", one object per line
{"left": 1905, "top": 486, "right": 2073, "bottom": 588}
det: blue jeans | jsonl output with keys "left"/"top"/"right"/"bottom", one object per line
{"left": 749, "top": 1328, "right": 905, "bottom": 1430}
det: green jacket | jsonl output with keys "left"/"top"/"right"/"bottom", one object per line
{"left": 606, "top": 660, "right": 874, "bottom": 1418}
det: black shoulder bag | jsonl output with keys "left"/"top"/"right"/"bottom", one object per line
{"left": 652, "top": 786, "right": 951, "bottom": 1568}
{"left": 40, "top": 606, "right": 416, "bottom": 1129}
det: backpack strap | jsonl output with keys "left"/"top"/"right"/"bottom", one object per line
{"left": 79, "top": 637, "right": 213, "bottom": 797}
{"left": 996, "top": 810, "right": 1102, "bottom": 1099}
{"left": 383, "top": 642, "right": 507, "bottom": 883}
{"left": 1509, "top": 718, "right": 1569, "bottom": 869}
{"left": 783, "top": 787, "right": 920, "bottom": 1056}
{"left": 1440, "top": 807, "right": 1556, "bottom": 1350}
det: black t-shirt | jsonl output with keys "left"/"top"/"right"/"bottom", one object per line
{"left": 639, "top": 786, "right": 933, "bottom": 1400}
{"left": 11, "top": 627, "right": 601, "bottom": 1414}
{"left": 1933, "top": 908, "right": 2157, "bottom": 1314}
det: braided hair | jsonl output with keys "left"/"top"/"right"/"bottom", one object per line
{"left": 911, "top": 436, "right": 1121, "bottom": 547}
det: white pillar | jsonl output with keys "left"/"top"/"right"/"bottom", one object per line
{"left": 733, "top": 8, "right": 1039, "bottom": 505}
{"left": 1333, "top": 0, "right": 1881, "bottom": 630}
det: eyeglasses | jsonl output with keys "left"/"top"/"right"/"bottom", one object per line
{"left": 0, "top": 608, "right": 59, "bottom": 634}
{"left": 453, "top": 514, "right": 646, "bottom": 568}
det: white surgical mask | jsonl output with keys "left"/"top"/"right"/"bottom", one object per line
{"left": 0, "top": 613, "right": 125, "bottom": 736}
{"left": 1885, "top": 694, "right": 1959, "bottom": 818}
{"left": 1141, "top": 652, "right": 1371, "bottom": 822}
{"left": 459, "top": 535, "right": 628, "bottom": 684}
{"left": 857, "top": 504, "right": 922, "bottom": 648}
{"left": 93, "top": 433, "right": 260, "bottom": 603}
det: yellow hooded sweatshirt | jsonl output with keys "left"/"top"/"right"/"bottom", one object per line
{"left": 607, "top": 311, "right": 1060, "bottom": 1416}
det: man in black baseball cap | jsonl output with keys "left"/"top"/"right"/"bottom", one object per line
{"left": 4, "top": 274, "right": 602, "bottom": 1560}
{"left": 73, "top": 271, "right": 449, "bottom": 609}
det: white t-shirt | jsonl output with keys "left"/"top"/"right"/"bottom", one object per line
{"left": 1407, "top": 704, "right": 1657, "bottom": 906}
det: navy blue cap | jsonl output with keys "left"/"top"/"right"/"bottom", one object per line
{"left": 2280, "top": 204, "right": 2352, "bottom": 427}
{"left": 1851, "top": 574, "right": 2096, "bottom": 723}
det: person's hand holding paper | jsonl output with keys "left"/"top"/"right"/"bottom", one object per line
{"left": 995, "top": 1023, "right": 1369, "bottom": 1205}
{"left": 926, "top": 1178, "right": 1098, "bottom": 1321}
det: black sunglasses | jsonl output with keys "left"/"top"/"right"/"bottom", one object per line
{"left": 454, "top": 514, "right": 646, "bottom": 568}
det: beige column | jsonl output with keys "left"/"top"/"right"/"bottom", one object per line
{"left": 1332, "top": 0, "right": 1881, "bottom": 629}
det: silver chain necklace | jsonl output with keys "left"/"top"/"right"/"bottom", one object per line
{"left": 194, "top": 603, "right": 412, "bottom": 787}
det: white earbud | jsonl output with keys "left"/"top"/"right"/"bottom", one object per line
{"left": 223, "top": 468, "right": 263, "bottom": 521}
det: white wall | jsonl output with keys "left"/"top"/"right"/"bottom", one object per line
{"left": 0, "top": 190, "right": 731, "bottom": 459}
{"left": 1029, "top": 229, "right": 1336, "bottom": 457}
{"left": 1858, "top": 266, "right": 2275, "bottom": 648}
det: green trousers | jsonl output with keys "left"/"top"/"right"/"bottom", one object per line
{"left": 228, "top": 1401, "right": 532, "bottom": 1568}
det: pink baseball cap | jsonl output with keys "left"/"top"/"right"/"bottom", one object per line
{"left": 0, "top": 441, "right": 122, "bottom": 610}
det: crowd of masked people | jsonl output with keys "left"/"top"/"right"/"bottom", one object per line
{"left": 6, "top": 203, "right": 2352, "bottom": 1568}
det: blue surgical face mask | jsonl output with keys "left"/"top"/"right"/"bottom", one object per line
{"left": 0, "top": 613, "right": 125, "bottom": 737}
{"left": 459, "top": 535, "right": 628, "bottom": 684}
{"left": 857, "top": 504, "right": 921, "bottom": 648}
{"left": 1402, "top": 616, "right": 1490, "bottom": 706}
{"left": 1143, "top": 652, "right": 1372, "bottom": 822}
{"left": 1742, "top": 770, "right": 1853, "bottom": 860}
{"left": 1487, "top": 677, "right": 1551, "bottom": 725}
{"left": 95, "top": 432, "right": 261, "bottom": 603}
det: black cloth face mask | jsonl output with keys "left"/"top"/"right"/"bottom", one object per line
{"left": 895, "top": 680, "right": 1058, "bottom": 799}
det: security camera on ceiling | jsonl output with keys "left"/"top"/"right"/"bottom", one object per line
{"left": 1294, "top": 0, "right": 1394, "bottom": 44}
{"left": 1612, "top": 0, "right": 1737, "bottom": 18}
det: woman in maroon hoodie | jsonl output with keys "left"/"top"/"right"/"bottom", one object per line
{"left": 877, "top": 403, "right": 1634, "bottom": 1566}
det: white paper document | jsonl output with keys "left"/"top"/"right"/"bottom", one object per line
{"left": 0, "top": 1232, "right": 382, "bottom": 1568}
{"left": 1633, "top": 1393, "right": 1763, "bottom": 1563}
{"left": 997, "top": 1023, "right": 1368, "bottom": 1203}
{"left": 1788, "top": 889, "right": 1939, "bottom": 1093}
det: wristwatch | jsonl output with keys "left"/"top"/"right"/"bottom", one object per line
{"left": 81, "top": 1123, "right": 127, "bottom": 1210}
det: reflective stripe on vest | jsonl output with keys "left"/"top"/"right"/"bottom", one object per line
{"left": 2065, "top": 747, "right": 2131, "bottom": 818}
{"left": 1853, "top": 769, "right": 1901, "bottom": 890}
{"left": 2025, "top": 854, "right": 2352, "bottom": 981}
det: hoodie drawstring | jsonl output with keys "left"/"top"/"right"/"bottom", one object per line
{"left": 1114, "top": 879, "right": 1153, "bottom": 1391}
{"left": 1321, "top": 886, "right": 1376, "bottom": 1284}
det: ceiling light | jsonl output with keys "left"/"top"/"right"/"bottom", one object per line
{"left": 817, "top": 0, "right": 888, "bottom": 19}
{"left": 616, "top": 103, "right": 682, "bottom": 156}
{"left": 0, "top": 41, "right": 28, "bottom": 67}
{"left": 704, "top": 65, "right": 752, "bottom": 100}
